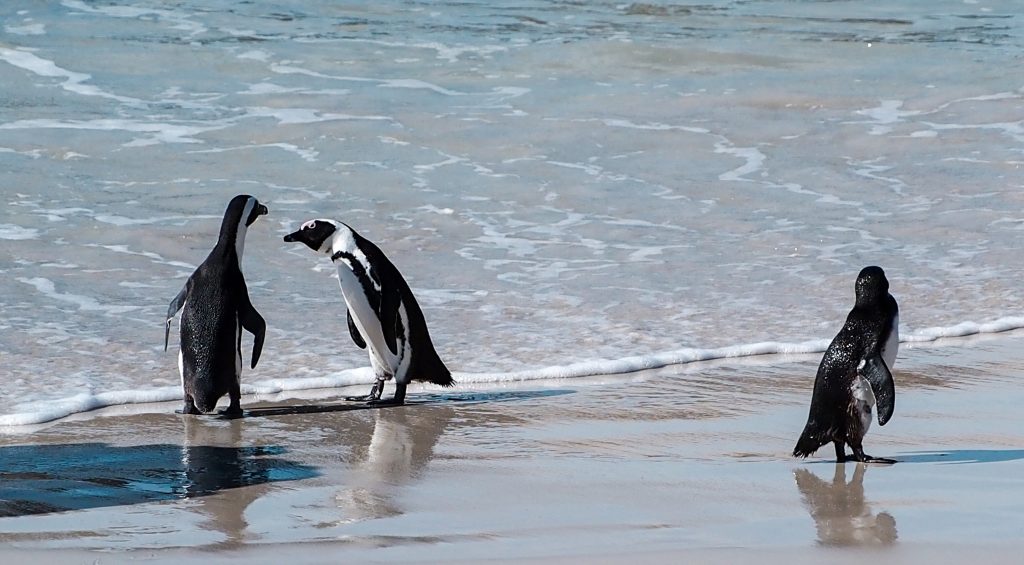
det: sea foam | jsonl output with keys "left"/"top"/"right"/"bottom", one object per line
{"left": 2, "top": 317, "right": 1021, "bottom": 429}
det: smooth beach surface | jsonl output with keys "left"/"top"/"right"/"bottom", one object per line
{"left": 1, "top": 332, "right": 1023, "bottom": 563}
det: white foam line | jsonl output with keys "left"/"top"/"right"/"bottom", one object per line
{"left": 5, "top": 23, "right": 46, "bottom": 36}
{"left": 269, "top": 65, "right": 466, "bottom": 95}
{"left": 0, "top": 46, "right": 141, "bottom": 104}
{"left": 188, "top": 143, "right": 320, "bottom": 163}
{"left": 5, "top": 317, "right": 1024, "bottom": 428}
{"left": 16, "top": 277, "right": 141, "bottom": 315}
{"left": 455, "top": 339, "right": 833, "bottom": 384}
{"left": 86, "top": 244, "right": 197, "bottom": 270}
{"left": 902, "top": 317, "right": 1024, "bottom": 342}
{"left": 0, "top": 118, "right": 225, "bottom": 145}
{"left": 0, "top": 224, "right": 39, "bottom": 240}
{"left": 245, "top": 107, "right": 393, "bottom": 125}
{"left": 61, "top": 0, "right": 206, "bottom": 37}
{"left": 331, "top": 38, "right": 509, "bottom": 64}
{"left": 715, "top": 142, "right": 766, "bottom": 182}
{"left": 0, "top": 368, "right": 373, "bottom": 427}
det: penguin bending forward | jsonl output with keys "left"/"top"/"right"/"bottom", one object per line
{"left": 165, "top": 195, "right": 268, "bottom": 417}
{"left": 284, "top": 219, "right": 453, "bottom": 405}
{"left": 793, "top": 266, "right": 899, "bottom": 464}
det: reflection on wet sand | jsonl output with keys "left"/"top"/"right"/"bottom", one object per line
{"left": 0, "top": 431, "right": 316, "bottom": 523}
{"left": 181, "top": 418, "right": 268, "bottom": 548}
{"left": 794, "top": 463, "right": 897, "bottom": 547}
{"left": 335, "top": 405, "right": 455, "bottom": 523}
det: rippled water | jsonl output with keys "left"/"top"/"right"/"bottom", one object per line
{"left": 1, "top": 0, "right": 1023, "bottom": 424}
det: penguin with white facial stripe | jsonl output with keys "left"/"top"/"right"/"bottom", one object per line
{"left": 794, "top": 266, "right": 899, "bottom": 464}
{"left": 284, "top": 219, "right": 454, "bottom": 405}
{"left": 165, "top": 194, "right": 268, "bottom": 417}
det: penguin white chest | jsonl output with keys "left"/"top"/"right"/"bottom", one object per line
{"left": 881, "top": 313, "right": 899, "bottom": 371}
{"left": 335, "top": 263, "right": 396, "bottom": 370}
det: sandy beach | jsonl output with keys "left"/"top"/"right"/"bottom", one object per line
{"left": 1, "top": 332, "right": 1022, "bottom": 563}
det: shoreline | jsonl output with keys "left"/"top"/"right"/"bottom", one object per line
{"left": 3, "top": 324, "right": 1023, "bottom": 432}
{"left": 1, "top": 333, "right": 1022, "bottom": 561}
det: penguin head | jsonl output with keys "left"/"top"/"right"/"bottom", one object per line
{"left": 855, "top": 265, "right": 889, "bottom": 305}
{"left": 224, "top": 194, "right": 268, "bottom": 225}
{"left": 284, "top": 219, "right": 338, "bottom": 254}
{"left": 245, "top": 197, "right": 269, "bottom": 227}
{"left": 220, "top": 195, "right": 267, "bottom": 255}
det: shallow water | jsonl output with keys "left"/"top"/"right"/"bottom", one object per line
{"left": 1, "top": 0, "right": 1023, "bottom": 424}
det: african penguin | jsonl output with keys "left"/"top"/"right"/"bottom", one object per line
{"left": 164, "top": 194, "right": 268, "bottom": 417}
{"left": 794, "top": 266, "right": 899, "bottom": 464}
{"left": 284, "top": 219, "right": 453, "bottom": 405}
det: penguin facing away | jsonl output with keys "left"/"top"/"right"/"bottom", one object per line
{"left": 165, "top": 195, "right": 268, "bottom": 417}
{"left": 284, "top": 219, "right": 454, "bottom": 406}
{"left": 793, "top": 266, "right": 899, "bottom": 464}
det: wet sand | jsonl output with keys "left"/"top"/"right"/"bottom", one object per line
{"left": 1, "top": 332, "right": 1023, "bottom": 563}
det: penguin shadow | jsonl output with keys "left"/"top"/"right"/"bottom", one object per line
{"left": 334, "top": 403, "right": 455, "bottom": 523}
{"left": 239, "top": 388, "right": 575, "bottom": 419}
{"left": 893, "top": 449, "right": 1024, "bottom": 464}
{"left": 794, "top": 463, "right": 897, "bottom": 547}
{"left": 0, "top": 434, "right": 316, "bottom": 519}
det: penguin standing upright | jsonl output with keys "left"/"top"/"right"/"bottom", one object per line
{"left": 165, "top": 194, "right": 268, "bottom": 417}
{"left": 284, "top": 219, "right": 453, "bottom": 405}
{"left": 794, "top": 266, "right": 899, "bottom": 464}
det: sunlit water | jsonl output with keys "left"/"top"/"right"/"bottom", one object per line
{"left": 1, "top": 0, "right": 1023, "bottom": 425}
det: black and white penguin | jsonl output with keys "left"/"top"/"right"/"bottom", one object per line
{"left": 793, "top": 266, "right": 899, "bottom": 464}
{"left": 283, "top": 219, "right": 453, "bottom": 405}
{"left": 164, "top": 194, "right": 268, "bottom": 417}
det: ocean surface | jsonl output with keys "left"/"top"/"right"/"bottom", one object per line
{"left": 1, "top": 0, "right": 1022, "bottom": 427}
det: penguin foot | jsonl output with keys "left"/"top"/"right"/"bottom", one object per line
{"left": 347, "top": 381, "right": 384, "bottom": 402}
{"left": 860, "top": 455, "right": 897, "bottom": 465}
{"left": 176, "top": 400, "right": 201, "bottom": 415}
{"left": 218, "top": 406, "right": 244, "bottom": 419}
{"left": 366, "top": 398, "right": 405, "bottom": 407}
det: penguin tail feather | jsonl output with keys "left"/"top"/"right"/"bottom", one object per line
{"left": 422, "top": 354, "right": 455, "bottom": 387}
{"left": 793, "top": 426, "right": 824, "bottom": 459}
{"left": 432, "top": 365, "right": 455, "bottom": 388}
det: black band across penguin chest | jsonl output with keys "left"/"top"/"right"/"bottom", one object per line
{"left": 332, "top": 250, "right": 384, "bottom": 315}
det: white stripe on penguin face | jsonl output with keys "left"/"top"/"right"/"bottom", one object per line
{"left": 234, "top": 196, "right": 256, "bottom": 264}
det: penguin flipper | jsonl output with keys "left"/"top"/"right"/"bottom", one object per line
{"left": 239, "top": 295, "right": 266, "bottom": 369}
{"left": 379, "top": 285, "right": 401, "bottom": 356}
{"left": 164, "top": 283, "right": 189, "bottom": 351}
{"left": 861, "top": 355, "right": 895, "bottom": 426}
{"left": 347, "top": 310, "right": 367, "bottom": 349}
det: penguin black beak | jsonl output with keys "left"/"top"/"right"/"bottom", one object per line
{"left": 256, "top": 204, "right": 269, "bottom": 216}
{"left": 283, "top": 230, "right": 300, "bottom": 243}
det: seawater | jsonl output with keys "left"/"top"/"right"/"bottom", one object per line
{"left": 1, "top": 0, "right": 1023, "bottom": 426}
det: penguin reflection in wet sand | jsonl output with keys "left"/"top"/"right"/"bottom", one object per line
{"left": 284, "top": 219, "right": 453, "bottom": 405}
{"left": 165, "top": 195, "right": 268, "bottom": 417}
{"left": 794, "top": 266, "right": 899, "bottom": 464}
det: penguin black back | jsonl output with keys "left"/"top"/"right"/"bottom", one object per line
{"left": 794, "top": 266, "right": 899, "bottom": 464}
{"left": 165, "top": 195, "right": 268, "bottom": 416}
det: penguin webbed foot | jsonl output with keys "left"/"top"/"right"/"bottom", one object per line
{"left": 217, "top": 406, "right": 244, "bottom": 419}
{"left": 346, "top": 380, "right": 384, "bottom": 402}
{"left": 366, "top": 383, "right": 407, "bottom": 407}
{"left": 856, "top": 454, "right": 896, "bottom": 465}
{"left": 365, "top": 397, "right": 405, "bottom": 408}
{"left": 851, "top": 445, "right": 896, "bottom": 465}
{"left": 176, "top": 399, "right": 201, "bottom": 415}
